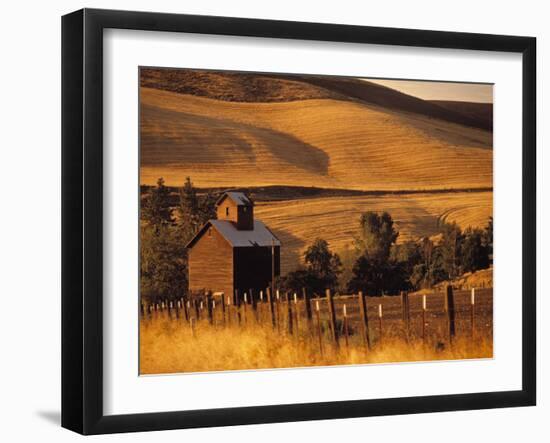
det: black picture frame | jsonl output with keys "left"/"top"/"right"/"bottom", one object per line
{"left": 61, "top": 8, "right": 536, "bottom": 435}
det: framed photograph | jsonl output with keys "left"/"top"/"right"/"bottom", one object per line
{"left": 62, "top": 8, "right": 536, "bottom": 434}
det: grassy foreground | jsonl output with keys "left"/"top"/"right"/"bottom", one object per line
{"left": 140, "top": 315, "right": 493, "bottom": 375}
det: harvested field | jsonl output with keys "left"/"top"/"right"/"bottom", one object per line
{"left": 254, "top": 191, "right": 492, "bottom": 273}
{"left": 140, "top": 88, "right": 492, "bottom": 191}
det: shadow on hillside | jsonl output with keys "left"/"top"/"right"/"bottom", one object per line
{"left": 141, "top": 104, "right": 329, "bottom": 175}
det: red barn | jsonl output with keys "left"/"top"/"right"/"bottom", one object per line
{"left": 186, "top": 192, "right": 281, "bottom": 299}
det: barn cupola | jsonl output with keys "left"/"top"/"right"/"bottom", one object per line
{"left": 215, "top": 191, "right": 254, "bottom": 230}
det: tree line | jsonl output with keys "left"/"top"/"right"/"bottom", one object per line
{"left": 281, "top": 212, "right": 492, "bottom": 296}
{"left": 140, "top": 177, "right": 216, "bottom": 304}
{"left": 141, "top": 177, "right": 493, "bottom": 302}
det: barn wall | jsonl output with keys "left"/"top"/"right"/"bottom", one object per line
{"left": 188, "top": 226, "right": 234, "bottom": 298}
{"left": 233, "top": 246, "right": 280, "bottom": 295}
{"left": 216, "top": 198, "right": 239, "bottom": 224}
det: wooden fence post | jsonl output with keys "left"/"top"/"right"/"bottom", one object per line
{"left": 184, "top": 300, "right": 190, "bottom": 322}
{"left": 243, "top": 292, "right": 248, "bottom": 325}
{"left": 470, "top": 288, "right": 476, "bottom": 341}
{"left": 378, "top": 303, "right": 383, "bottom": 345}
{"left": 194, "top": 299, "right": 200, "bottom": 321}
{"left": 401, "top": 291, "right": 410, "bottom": 341}
{"left": 343, "top": 304, "right": 349, "bottom": 349}
{"left": 266, "top": 287, "right": 276, "bottom": 329}
{"left": 226, "top": 294, "right": 232, "bottom": 327}
{"left": 275, "top": 290, "right": 281, "bottom": 332}
{"left": 206, "top": 292, "right": 213, "bottom": 325}
{"left": 293, "top": 293, "right": 300, "bottom": 333}
{"left": 212, "top": 299, "right": 217, "bottom": 326}
{"left": 326, "top": 289, "right": 339, "bottom": 349}
{"left": 445, "top": 285, "right": 456, "bottom": 342}
{"left": 315, "top": 300, "right": 323, "bottom": 356}
{"left": 235, "top": 289, "right": 241, "bottom": 325}
{"left": 285, "top": 292, "right": 294, "bottom": 335}
{"left": 250, "top": 288, "right": 258, "bottom": 321}
{"left": 358, "top": 291, "right": 371, "bottom": 350}
{"left": 422, "top": 294, "right": 427, "bottom": 344}
{"left": 303, "top": 287, "right": 312, "bottom": 326}
{"left": 220, "top": 292, "right": 226, "bottom": 326}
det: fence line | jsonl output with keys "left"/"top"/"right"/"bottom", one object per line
{"left": 141, "top": 286, "right": 492, "bottom": 355}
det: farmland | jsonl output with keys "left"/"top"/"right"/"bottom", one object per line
{"left": 140, "top": 87, "right": 492, "bottom": 191}
{"left": 254, "top": 190, "right": 492, "bottom": 274}
{"left": 139, "top": 69, "right": 494, "bottom": 373}
{"left": 139, "top": 72, "right": 493, "bottom": 274}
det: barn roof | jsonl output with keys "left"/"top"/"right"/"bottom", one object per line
{"left": 186, "top": 220, "right": 281, "bottom": 249}
{"left": 215, "top": 191, "right": 253, "bottom": 207}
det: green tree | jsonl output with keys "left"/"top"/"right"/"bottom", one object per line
{"left": 176, "top": 177, "right": 218, "bottom": 243}
{"left": 338, "top": 245, "right": 360, "bottom": 292}
{"left": 410, "top": 246, "right": 446, "bottom": 289}
{"left": 140, "top": 225, "right": 187, "bottom": 303}
{"left": 354, "top": 211, "right": 399, "bottom": 261}
{"left": 142, "top": 177, "right": 173, "bottom": 233}
{"left": 304, "top": 238, "right": 342, "bottom": 294}
{"left": 176, "top": 177, "right": 201, "bottom": 242}
{"left": 483, "top": 216, "right": 493, "bottom": 257}
{"left": 439, "top": 222, "right": 464, "bottom": 279}
{"left": 391, "top": 240, "right": 421, "bottom": 272}
{"left": 347, "top": 212, "right": 406, "bottom": 295}
{"left": 199, "top": 190, "right": 218, "bottom": 223}
{"left": 281, "top": 239, "right": 342, "bottom": 295}
{"left": 347, "top": 255, "right": 409, "bottom": 296}
{"left": 278, "top": 268, "right": 317, "bottom": 295}
{"left": 304, "top": 239, "right": 342, "bottom": 278}
{"left": 462, "top": 227, "right": 490, "bottom": 273}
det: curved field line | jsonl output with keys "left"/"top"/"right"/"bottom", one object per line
{"left": 254, "top": 191, "right": 493, "bottom": 274}
{"left": 140, "top": 88, "right": 492, "bottom": 191}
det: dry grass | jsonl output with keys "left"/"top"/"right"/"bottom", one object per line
{"left": 140, "top": 289, "right": 493, "bottom": 374}
{"left": 140, "top": 318, "right": 492, "bottom": 374}
{"left": 254, "top": 192, "right": 492, "bottom": 274}
{"left": 140, "top": 88, "right": 492, "bottom": 191}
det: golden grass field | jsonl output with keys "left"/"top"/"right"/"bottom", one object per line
{"left": 254, "top": 191, "right": 492, "bottom": 274}
{"left": 140, "top": 87, "right": 492, "bottom": 191}
{"left": 140, "top": 289, "right": 493, "bottom": 374}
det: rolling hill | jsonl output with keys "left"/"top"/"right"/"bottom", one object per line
{"left": 139, "top": 69, "right": 493, "bottom": 273}
{"left": 429, "top": 100, "right": 493, "bottom": 130}
{"left": 141, "top": 69, "right": 491, "bottom": 130}
{"left": 140, "top": 87, "right": 492, "bottom": 190}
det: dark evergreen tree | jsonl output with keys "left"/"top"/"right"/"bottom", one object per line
{"left": 439, "top": 222, "right": 464, "bottom": 279}
{"left": 141, "top": 177, "right": 173, "bottom": 233}
{"left": 177, "top": 177, "right": 201, "bottom": 242}
{"left": 176, "top": 177, "right": 218, "bottom": 243}
{"left": 462, "top": 227, "right": 490, "bottom": 273}
{"left": 483, "top": 216, "right": 493, "bottom": 257}
{"left": 140, "top": 225, "right": 187, "bottom": 303}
